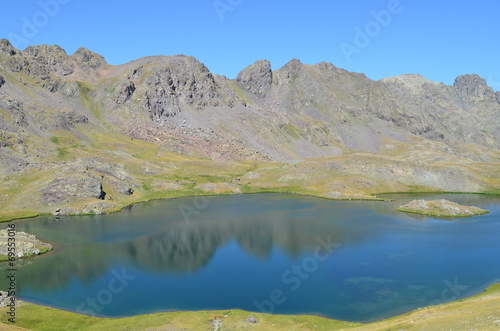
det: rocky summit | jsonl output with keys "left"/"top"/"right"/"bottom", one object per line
{"left": 0, "top": 39, "right": 499, "bottom": 218}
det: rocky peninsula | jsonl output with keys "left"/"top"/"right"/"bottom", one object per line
{"left": 0, "top": 229, "right": 52, "bottom": 260}
{"left": 396, "top": 199, "right": 490, "bottom": 217}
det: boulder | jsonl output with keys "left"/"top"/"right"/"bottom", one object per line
{"left": 40, "top": 172, "right": 105, "bottom": 204}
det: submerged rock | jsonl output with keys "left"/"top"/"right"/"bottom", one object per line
{"left": 396, "top": 199, "right": 490, "bottom": 217}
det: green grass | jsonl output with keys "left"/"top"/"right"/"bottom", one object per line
{"left": 280, "top": 123, "right": 304, "bottom": 140}
{"left": 56, "top": 146, "right": 69, "bottom": 158}
{"left": 2, "top": 283, "right": 500, "bottom": 330}
{"left": 50, "top": 136, "right": 61, "bottom": 144}
{"left": 141, "top": 182, "right": 152, "bottom": 191}
{"left": 0, "top": 211, "right": 49, "bottom": 223}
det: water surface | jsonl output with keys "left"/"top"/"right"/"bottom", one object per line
{"left": 2, "top": 193, "right": 500, "bottom": 322}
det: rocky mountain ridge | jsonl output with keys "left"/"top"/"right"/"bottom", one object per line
{"left": 0, "top": 39, "right": 499, "bottom": 218}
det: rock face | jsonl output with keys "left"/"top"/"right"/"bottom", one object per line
{"left": 236, "top": 60, "right": 272, "bottom": 97}
{"left": 40, "top": 172, "right": 105, "bottom": 204}
{"left": 0, "top": 75, "right": 4, "bottom": 88}
{"left": 113, "top": 80, "right": 136, "bottom": 104}
{"left": 141, "top": 56, "right": 228, "bottom": 120}
{"left": 396, "top": 199, "right": 490, "bottom": 217}
{"left": 0, "top": 39, "right": 17, "bottom": 56}
{"left": 71, "top": 47, "right": 106, "bottom": 69}
{"left": 0, "top": 230, "right": 52, "bottom": 258}
{"left": 454, "top": 74, "right": 497, "bottom": 101}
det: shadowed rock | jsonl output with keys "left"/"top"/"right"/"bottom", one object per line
{"left": 113, "top": 80, "right": 136, "bottom": 104}
{"left": 0, "top": 39, "right": 18, "bottom": 56}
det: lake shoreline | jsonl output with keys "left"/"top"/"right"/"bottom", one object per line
{"left": 2, "top": 189, "right": 499, "bottom": 225}
{"left": 2, "top": 283, "right": 500, "bottom": 330}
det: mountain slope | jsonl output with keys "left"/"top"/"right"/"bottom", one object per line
{"left": 0, "top": 39, "right": 499, "bottom": 218}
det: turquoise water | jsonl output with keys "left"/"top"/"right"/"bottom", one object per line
{"left": 2, "top": 193, "right": 500, "bottom": 322}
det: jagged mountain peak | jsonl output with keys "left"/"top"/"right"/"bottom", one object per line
{"left": 23, "top": 44, "right": 68, "bottom": 56}
{"left": 454, "top": 74, "right": 496, "bottom": 100}
{"left": 282, "top": 58, "right": 303, "bottom": 72}
{"left": 71, "top": 47, "right": 107, "bottom": 69}
{"left": 0, "top": 39, "right": 18, "bottom": 56}
{"left": 236, "top": 59, "right": 272, "bottom": 97}
{"left": 22, "top": 44, "right": 69, "bottom": 65}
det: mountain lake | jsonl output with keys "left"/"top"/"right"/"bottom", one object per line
{"left": 1, "top": 193, "right": 500, "bottom": 322}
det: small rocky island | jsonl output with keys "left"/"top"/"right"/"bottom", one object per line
{"left": 0, "top": 230, "right": 53, "bottom": 261}
{"left": 396, "top": 199, "right": 490, "bottom": 217}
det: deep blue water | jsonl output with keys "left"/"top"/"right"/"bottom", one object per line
{"left": 1, "top": 193, "right": 500, "bottom": 322}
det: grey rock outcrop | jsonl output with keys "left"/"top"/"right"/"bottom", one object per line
{"left": 141, "top": 56, "right": 222, "bottom": 119}
{"left": 273, "top": 58, "right": 304, "bottom": 85}
{"left": 454, "top": 74, "right": 496, "bottom": 101}
{"left": 0, "top": 75, "right": 4, "bottom": 88}
{"left": 0, "top": 39, "right": 17, "bottom": 56}
{"left": 245, "top": 316, "right": 258, "bottom": 323}
{"left": 0, "top": 230, "right": 52, "bottom": 258}
{"left": 113, "top": 80, "right": 136, "bottom": 104}
{"left": 396, "top": 199, "right": 490, "bottom": 217}
{"left": 22, "top": 44, "right": 69, "bottom": 65}
{"left": 236, "top": 60, "right": 272, "bottom": 97}
{"left": 40, "top": 172, "right": 106, "bottom": 204}
{"left": 71, "top": 47, "right": 106, "bottom": 69}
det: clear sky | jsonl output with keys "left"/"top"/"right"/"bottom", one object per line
{"left": 0, "top": 0, "right": 499, "bottom": 89}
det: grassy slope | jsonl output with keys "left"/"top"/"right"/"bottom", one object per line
{"left": 0, "top": 284, "right": 499, "bottom": 330}
{"left": 1, "top": 80, "right": 500, "bottom": 329}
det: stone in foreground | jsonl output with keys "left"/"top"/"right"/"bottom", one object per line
{"left": 396, "top": 199, "right": 490, "bottom": 217}
{"left": 0, "top": 230, "right": 53, "bottom": 259}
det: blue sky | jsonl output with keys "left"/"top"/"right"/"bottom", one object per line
{"left": 0, "top": 0, "right": 499, "bottom": 89}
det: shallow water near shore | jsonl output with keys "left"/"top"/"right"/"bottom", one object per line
{"left": 1, "top": 193, "right": 500, "bottom": 322}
